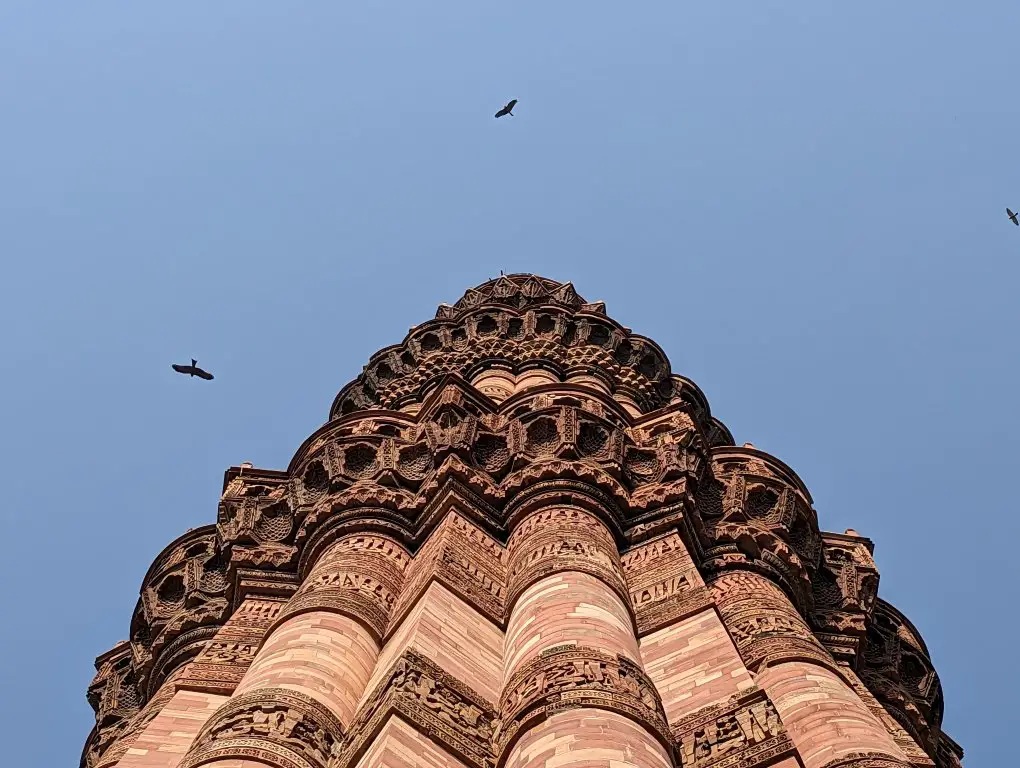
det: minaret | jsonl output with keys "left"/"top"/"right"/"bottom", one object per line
{"left": 83, "top": 275, "right": 962, "bottom": 768}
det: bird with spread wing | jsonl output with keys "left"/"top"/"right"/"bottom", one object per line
{"left": 171, "top": 359, "right": 214, "bottom": 380}
{"left": 1008, "top": 208, "right": 1019, "bottom": 227}
{"left": 495, "top": 99, "right": 517, "bottom": 118}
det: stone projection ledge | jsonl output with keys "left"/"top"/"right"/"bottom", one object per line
{"left": 83, "top": 274, "right": 964, "bottom": 768}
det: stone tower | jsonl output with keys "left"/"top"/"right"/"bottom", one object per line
{"left": 82, "top": 275, "right": 962, "bottom": 768}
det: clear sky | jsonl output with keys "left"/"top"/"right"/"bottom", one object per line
{"left": 1, "top": 3, "right": 1016, "bottom": 766}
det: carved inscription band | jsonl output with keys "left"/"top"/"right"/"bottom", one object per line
{"left": 506, "top": 507, "right": 629, "bottom": 612}
{"left": 496, "top": 644, "right": 672, "bottom": 757}
{"left": 622, "top": 532, "right": 713, "bottom": 637}
{"left": 819, "top": 752, "right": 911, "bottom": 768}
{"left": 711, "top": 571, "right": 837, "bottom": 673}
{"left": 272, "top": 534, "right": 407, "bottom": 642}
{"left": 175, "top": 640, "right": 912, "bottom": 768}
{"left": 671, "top": 689, "right": 794, "bottom": 768}
{"left": 339, "top": 649, "right": 497, "bottom": 768}
{"left": 390, "top": 514, "right": 507, "bottom": 630}
{"left": 178, "top": 598, "right": 287, "bottom": 695}
{"left": 180, "top": 688, "right": 346, "bottom": 768}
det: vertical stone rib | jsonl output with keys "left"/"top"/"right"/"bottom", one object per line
{"left": 98, "top": 668, "right": 207, "bottom": 768}
{"left": 178, "top": 534, "right": 409, "bottom": 768}
{"left": 504, "top": 506, "right": 636, "bottom": 673}
{"left": 109, "top": 688, "right": 228, "bottom": 768}
{"left": 624, "top": 533, "right": 758, "bottom": 723}
{"left": 504, "top": 572, "right": 638, "bottom": 676}
{"left": 499, "top": 505, "right": 673, "bottom": 768}
{"left": 710, "top": 571, "right": 910, "bottom": 768}
{"left": 503, "top": 710, "right": 673, "bottom": 768}
{"left": 234, "top": 612, "right": 377, "bottom": 725}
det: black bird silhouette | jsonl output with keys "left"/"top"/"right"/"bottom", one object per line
{"left": 1008, "top": 208, "right": 1019, "bottom": 226}
{"left": 494, "top": 99, "right": 517, "bottom": 118}
{"left": 171, "top": 359, "right": 214, "bottom": 380}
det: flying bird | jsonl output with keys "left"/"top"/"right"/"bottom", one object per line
{"left": 171, "top": 359, "right": 214, "bottom": 380}
{"left": 494, "top": 99, "right": 517, "bottom": 118}
{"left": 1008, "top": 208, "right": 1019, "bottom": 226}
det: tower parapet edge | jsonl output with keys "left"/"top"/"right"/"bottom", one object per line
{"left": 84, "top": 274, "right": 962, "bottom": 768}
{"left": 128, "top": 526, "right": 231, "bottom": 697}
{"left": 329, "top": 274, "right": 719, "bottom": 421}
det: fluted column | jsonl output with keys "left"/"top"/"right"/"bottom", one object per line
{"left": 179, "top": 534, "right": 409, "bottom": 768}
{"left": 499, "top": 503, "right": 673, "bottom": 768}
{"left": 710, "top": 571, "right": 910, "bottom": 768}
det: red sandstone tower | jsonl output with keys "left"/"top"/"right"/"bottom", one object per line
{"left": 83, "top": 275, "right": 962, "bottom": 768}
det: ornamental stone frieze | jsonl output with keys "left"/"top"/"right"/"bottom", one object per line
{"left": 181, "top": 688, "right": 346, "bottom": 768}
{"left": 496, "top": 644, "right": 672, "bottom": 757}
{"left": 671, "top": 688, "right": 795, "bottom": 768}
{"left": 337, "top": 650, "right": 499, "bottom": 768}
{"left": 82, "top": 274, "right": 962, "bottom": 768}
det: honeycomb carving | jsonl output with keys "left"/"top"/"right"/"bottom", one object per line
{"left": 397, "top": 443, "right": 432, "bottom": 479}
{"left": 253, "top": 504, "right": 293, "bottom": 543}
{"left": 535, "top": 313, "right": 556, "bottom": 335}
{"left": 473, "top": 433, "right": 510, "bottom": 472}
{"left": 343, "top": 444, "right": 378, "bottom": 478}
{"left": 577, "top": 421, "right": 610, "bottom": 457}
{"left": 746, "top": 486, "right": 781, "bottom": 524}
{"left": 130, "top": 528, "right": 231, "bottom": 698}
{"left": 156, "top": 575, "right": 185, "bottom": 605}
{"left": 860, "top": 600, "right": 943, "bottom": 753}
{"left": 476, "top": 314, "right": 498, "bottom": 335}
{"left": 302, "top": 461, "right": 328, "bottom": 493}
{"left": 625, "top": 448, "right": 658, "bottom": 480}
{"left": 696, "top": 478, "right": 725, "bottom": 520}
{"left": 525, "top": 417, "right": 559, "bottom": 455}
{"left": 421, "top": 332, "right": 441, "bottom": 352}
{"left": 330, "top": 275, "right": 681, "bottom": 417}
{"left": 813, "top": 567, "right": 844, "bottom": 609}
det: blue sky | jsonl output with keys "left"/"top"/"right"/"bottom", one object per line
{"left": 1, "top": 3, "right": 1016, "bottom": 765}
